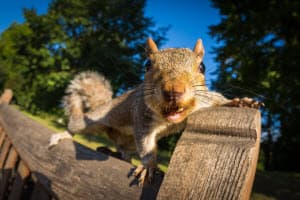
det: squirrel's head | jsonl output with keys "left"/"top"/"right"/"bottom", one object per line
{"left": 143, "top": 38, "right": 208, "bottom": 123}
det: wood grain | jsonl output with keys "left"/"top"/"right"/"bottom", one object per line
{"left": 0, "top": 104, "right": 147, "bottom": 200}
{"left": 0, "top": 129, "right": 5, "bottom": 148}
{"left": 0, "top": 104, "right": 261, "bottom": 200}
{"left": 158, "top": 107, "right": 261, "bottom": 200}
{"left": 0, "top": 139, "right": 11, "bottom": 168}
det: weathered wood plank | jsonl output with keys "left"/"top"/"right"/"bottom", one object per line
{"left": 4, "top": 147, "right": 18, "bottom": 170}
{"left": 8, "top": 160, "right": 31, "bottom": 200}
{"left": 0, "top": 104, "right": 157, "bottom": 200}
{"left": 0, "top": 89, "right": 13, "bottom": 104}
{"left": 0, "top": 139, "right": 11, "bottom": 168}
{"left": 0, "top": 146, "right": 19, "bottom": 199}
{"left": 0, "top": 102, "right": 261, "bottom": 200}
{"left": 0, "top": 128, "right": 5, "bottom": 148}
{"left": 157, "top": 107, "right": 261, "bottom": 200}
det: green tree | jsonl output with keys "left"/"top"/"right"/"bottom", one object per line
{"left": 0, "top": 0, "right": 167, "bottom": 113}
{"left": 209, "top": 0, "right": 300, "bottom": 171}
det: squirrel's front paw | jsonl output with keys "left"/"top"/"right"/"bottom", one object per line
{"left": 132, "top": 165, "right": 155, "bottom": 187}
{"left": 228, "top": 97, "right": 264, "bottom": 109}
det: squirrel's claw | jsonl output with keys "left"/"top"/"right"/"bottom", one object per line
{"left": 48, "top": 131, "right": 73, "bottom": 148}
{"left": 133, "top": 165, "right": 147, "bottom": 186}
{"left": 132, "top": 165, "right": 155, "bottom": 187}
{"left": 227, "top": 97, "right": 264, "bottom": 109}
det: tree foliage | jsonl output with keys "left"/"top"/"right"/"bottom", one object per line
{"left": 209, "top": 0, "right": 300, "bottom": 171}
{"left": 0, "top": 0, "right": 167, "bottom": 113}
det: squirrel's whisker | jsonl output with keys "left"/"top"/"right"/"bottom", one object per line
{"left": 56, "top": 38, "right": 262, "bottom": 188}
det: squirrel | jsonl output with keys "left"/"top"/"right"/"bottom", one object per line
{"left": 49, "top": 38, "right": 262, "bottom": 186}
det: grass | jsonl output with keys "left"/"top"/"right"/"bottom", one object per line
{"left": 18, "top": 107, "right": 65, "bottom": 133}
{"left": 21, "top": 108, "right": 300, "bottom": 199}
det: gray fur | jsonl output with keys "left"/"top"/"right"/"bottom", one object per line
{"left": 61, "top": 40, "right": 260, "bottom": 185}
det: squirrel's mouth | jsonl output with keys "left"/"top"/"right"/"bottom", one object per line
{"left": 162, "top": 105, "right": 187, "bottom": 123}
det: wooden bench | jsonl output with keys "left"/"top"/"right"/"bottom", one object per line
{"left": 0, "top": 89, "right": 260, "bottom": 200}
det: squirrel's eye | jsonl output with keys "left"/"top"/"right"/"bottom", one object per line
{"left": 144, "top": 60, "right": 152, "bottom": 71}
{"left": 199, "top": 62, "right": 206, "bottom": 74}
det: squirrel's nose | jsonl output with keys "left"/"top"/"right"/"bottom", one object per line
{"left": 163, "top": 90, "right": 183, "bottom": 102}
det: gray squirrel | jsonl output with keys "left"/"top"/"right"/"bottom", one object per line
{"left": 49, "top": 38, "right": 262, "bottom": 186}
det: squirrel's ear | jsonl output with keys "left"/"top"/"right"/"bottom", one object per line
{"left": 146, "top": 38, "right": 158, "bottom": 55}
{"left": 193, "top": 39, "right": 205, "bottom": 59}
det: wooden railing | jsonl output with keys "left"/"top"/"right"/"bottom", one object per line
{"left": 0, "top": 89, "right": 261, "bottom": 200}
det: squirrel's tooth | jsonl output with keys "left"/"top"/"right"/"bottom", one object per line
{"left": 177, "top": 108, "right": 184, "bottom": 112}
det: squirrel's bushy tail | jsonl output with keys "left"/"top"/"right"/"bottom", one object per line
{"left": 63, "top": 71, "right": 112, "bottom": 132}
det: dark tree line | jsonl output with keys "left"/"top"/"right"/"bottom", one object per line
{"left": 0, "top": 0, "right": 167, "bottom": 113}
{"left": 209, "top": 0, "right": 300, "bottom": 171}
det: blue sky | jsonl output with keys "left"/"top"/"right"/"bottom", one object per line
{"left": 0, "top": 0, "right": 221, "bottom": 84}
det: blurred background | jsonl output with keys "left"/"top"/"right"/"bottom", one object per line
{"left": 0, "top": 0, "right": 299, "bottom": 199}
